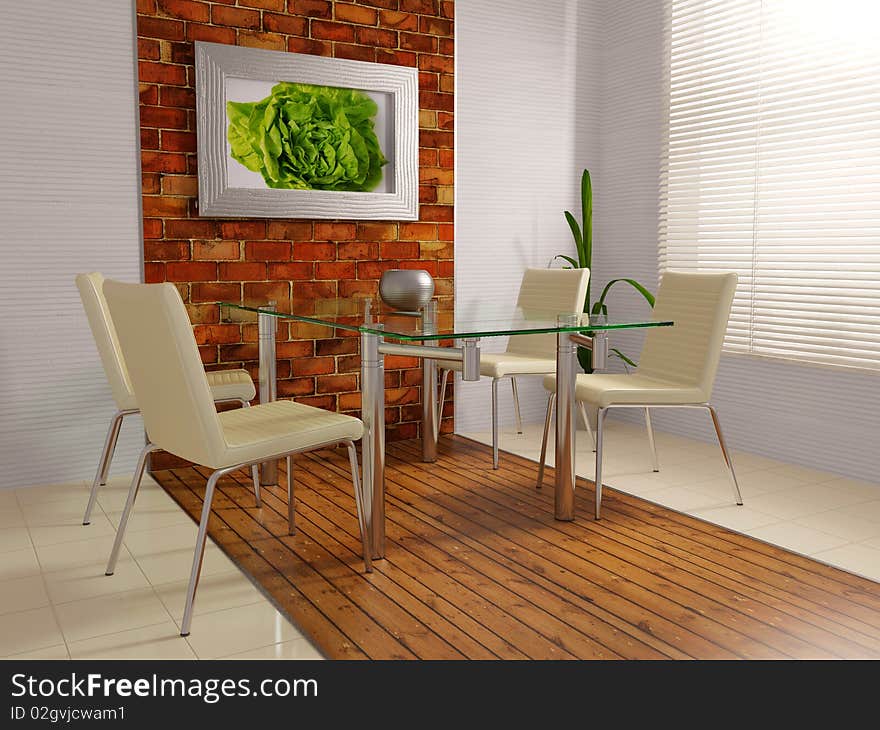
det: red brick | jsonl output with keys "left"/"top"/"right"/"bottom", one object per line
{"left": 238, "top": 0, "right": 285, "bottom": 10}
{"left": 439, "top": 37, "right": 453, "bottom": 55}
{"left": 263, "top": 13, "right": 308, "bottom": 35}
{"left": 287, "top": 37, "right": 332, "bottom": 56}
{"left": 400, "top": 0, "right": 438, "bottom": 13}
{"left": 311, "top": 21, "right": 356, "bottom": 42}
{"left": 418, "top": 54, "right": 453, "bottom": 73}
{"left": 219, "top": 262, "right": 266, "bottom": 280}
{"left": 296, "top": 395, "right": 335, "bottom": 410}
{"left": 294, "top": 281, "right": 336, "bottom": 299}
{"left": 144, "top": 240, "right": 189, "bottom": 261}
{"left": 185, "top": 24, "right": 236, "bottom": 44}
{"left": 292, "top": 357, "right": 335, "bottom": 376}
{"left": 420, "top": 15, "right": 452, "bottom": 36}
{"left": 384, "top": 354, "right": 420, "bottom": 369}
{"left": 142, "top": 172, "right": 161, "bottom": 192}
{"left": 375, "top": 49, "right": 417, "bottom": 66}
{"left": 439, "top": 72, "right": 453, "bottom": 93}
{"left": 336, "top": 3, "right": 378, "bottom": 24}
{"left": 143, "top": 196, "right": 188, "bottom": 217}
{"left": 419, "top": 90, "right": 453, "bottom": 111}
{"left": 419, "top": 167, "right": 453, "bottom": 185}
{"left": 243, "top": 281, "right": 291, "bottom": 307}
{"left": 357, "top": 260, "right": 399, "bottom": 278}
{"left": 317, "top": 374, "right": 358, "bottom": 393}
{"left": 211, "top": 5, "right": 260, "bottom": 28}
{"left": 399, "top": 222, "right": 437, "bottom": 240}
{"left": 438, "top": 111, "right": 453, "bottom": 130}
{"left": 293, "top": 242, "right": 336, "bottom": 260}
{"left": 267, "top": 262, "right": 314, "bottom": 279}
{"left": 138, "top": 61, "right": 186, "bottom": 85}
{"left": 438, "top": 148, "right": 453, "bottom": 168}
{"left": 267, "top": 221, "right": 313, "bottom": 239}
{"left": 314, "top": 222, "right": 356, "bottom": 240}
{"left": 355, "top": 27, "right": 397, "bottom": 47}
{"left": 141, "top": 128, "right": 159, "bottom": 150}
{"left": 193, "top": 324, "right": 241, "bottom": 345}
{"left": 138, "top": 38, "right": 160, "bottom": 60}
{"left": 438, "top": 223, "right": 453, "bottom": 240}
{"left": 288, "top": 0, "right": 331, "bottom": 18}
{"left": 401, "top": 32, "right": 437, "bottom": 53}
{"left": 161, "top": 130, "right": 196, "bottom": 152}
{"left": 144, "top": 262, "right": 165, "bottom": 282}
{"left": 420, "top": 129, "right": 453, "bottom": 148}
{"left": 420, "top": 205, "right": 453, "bottom": 222}
{"left": 191, "top": 282, "right": 240, "bottom": 302}
{"left": 337, "top": 241, "right": 378, "bottom": 259}
{"left": 156, "top": 0, "right": 209, "bottom": 22}
{"left": 335, "top": 44, "right": 375, "bottom": 63}
{"left": 137, "top": 16, "right": 185, "bottom": 40}
{"left": 399, "top": 259, "right": 438, "bottom": 275}
{"left": 338, "top": 392, "right": 361, "bottom": 410}
{"left": 418, "top": 72, "right": 438, "bottom": 92}
{"left": 278, "top": 378, "right": 316, "bottom": 398}
{"left": 378, "top": 10, "right": 419, "bottom": 31}
{"left": 315, "top": 338, "right": 358, "bottom": 356}
{"left": 166, "top": 219, "right": 217, "bottom": 238}
{"left": 277, "top": 340, "right": 314, "bottom": 358}
{"left": 140, "top": 105, "right": 187, "bottom": 129}
{"left": 159, "top": 86, "right": 195, "bottom": 108}
{"left": 238, "top": 31, "right": 287, "bottom": 51}
{"left": 143, "top": 219, "right": 164, "bottom": 239}
{"left": 315, "top": 261, "right": 356, "bottom": 279}
{"left": 385, "top": 387, "right": 420, "bottom": 405}
{"left": 439, "top": 261, "right": 453, "bottom": 277}
{"left": 138, "top": 0, "right": 157, "bottom": 12}
{"left": 168, "top": 41, "right": 195, "bottom": 64}
{"left": 219, "top": 343, "right": 258, "bottom": 361}
{"left": 356, "top": 222, "right": 396, "bottom": 240}
{"left": 139, "top": 83, "right": 158, "bottom": 105}
{"left": 166, "top": 261, "right": 217, "bottom": 281}
{"left": 161, "top": 175, "right": 198, "bottom": 196}
{"left": 221, "top": 221, "right": 267, "bottom": 239}
{"left": 380, "top": 241, "right": 419, "bottom": 259}
{"left": 339, "top": 279, "right": 377, "bottom": 297}
{"left": 359, "top": 0, "right": 397, "bottom": 8}
{"left": 142, "top": 151, "right": 187, "bottom": 174}
{"left": 440, "top": 0, "right": 453, "bottom": 19}
{"left": 193, "top": 240, "right": 239, "bottom": 260}
{"left": 245, "top": 241, "right": 290, "bottom": 261}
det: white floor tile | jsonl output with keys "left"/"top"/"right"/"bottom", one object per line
{"left": 152, "top": 571, "right": 267, "bottom": 622}
{"left": 43, "top": 555, "right": 151, "bottom": 606}
{"left": 810, "top": 543, "right": 880, "bottom": 582}
{"left": 747, "top": 522, "right": 851, "bottom": 557}
{"left": 67, "top": 620, "right": 196, "bottom": 660}
{"left": 0, "top": 546, "right": 42, "bottom": 582}
{"left": 54, "top": 587, "right": 172, "bottom": 644}
{"left": 635, "top": 486, "right": 730, "bottom": 514}
{"left": 0, "top": 575, "right": 50, "bottom": 616}
{"left": 220, "top": 637, "right": 324, "bottom": 660}
{"left": 15, "top": 482, "right": 89, "bottom": 505}
{"left": 182, "top": 602, "right": 305, "bottom": 659}
{"left": 0, "top": 490, "right": 19, "bottom": 510}
{"left": 689, "top": 504, "right": 781, "bottom": 533}
{"left": 794, "top": 510, "right": 880, "bottom": 543}
{"left": 34, "top": 535, "right": 128, "bottom": 574}
{"left": 0, "top": 526, "right": 32, "bottom": 554}
{"left": 832, "top": 500, "right": 880, "bottom": 525}
{"left": 3, "top": 644, "right": 70, "bottom": 660}
{"left": 0, "top": 507, "right": 25, "bottom": 529}
{"left": 0, "top": 607, "right": 64, "bottom": 657}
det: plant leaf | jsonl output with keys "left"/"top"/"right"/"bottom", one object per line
{"left": 594, "top": 277, "right": 655, "bottom": 314}
{"left": 554, "top": 254, "right": 579, "bottom": 269}
{"left": 609, "top": 347, "right": 638, "bottom": 369}
{"left": 563, "top": 210, "right": 584, "bottom": 266}
{"left": 581, "top": 169, "right": 592, "bottom": 269}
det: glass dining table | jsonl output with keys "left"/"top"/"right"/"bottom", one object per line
{"left": 221, "top": 296, "right": 672, "bottom": 560}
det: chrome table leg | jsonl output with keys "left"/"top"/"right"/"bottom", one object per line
{"left": 258, "top": 302, "right": 277, "bottom": 486}
{"left": 554, "top": 316, "right": 579, "bottom": 520}
{"left": 421, "top": 301, "right": 438, "bottom": 463}
{"left": 361, "top": 327, "right": 385, "bottom": 559}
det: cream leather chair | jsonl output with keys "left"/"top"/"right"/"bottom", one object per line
{"left": 102, "top": 280, "right": 370, "bottom": 636}
{"left": 537, "top": 270, "right": 743, "bottom": 519}
{"left": 439, "top": 267, "right": 591, "bottom": 469}
{"left": 76, "top": 272, "right": 260, "bottom": 526}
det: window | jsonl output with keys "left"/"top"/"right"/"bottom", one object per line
{"left": 659, "top": 0, "right": 880, "bottom": 370}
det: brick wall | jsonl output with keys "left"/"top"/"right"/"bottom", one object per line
{"left": 136, "top": 0, "right": 454, "bottom": 467}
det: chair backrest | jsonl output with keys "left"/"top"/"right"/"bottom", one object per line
{"left": 637, "top": 270, "right": 738, "bottom": 400}
{"left": 103, "top": 280, "right": 227, "bottom": 467}
{"left": 75, "top": 272, "right": 136, "bottom": 410}
{"left": 506, "top": 267, "right": 590, "bottom": 359}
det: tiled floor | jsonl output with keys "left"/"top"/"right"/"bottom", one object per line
{"left": 3, "top": 423, "right": 879, "bottom": 660}
{"left": 0, "top": 474, "right": 322, "bottom": 660}
{"left": 461, "top": 419, "right": 880, "bottom": 584}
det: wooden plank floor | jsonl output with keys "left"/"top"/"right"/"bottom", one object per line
{"left": 152, "top": 435, "right": 880, "bottom": 659}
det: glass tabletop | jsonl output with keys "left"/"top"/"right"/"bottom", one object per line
{"left": 220, "top": 297, "right": 672, "bottom": 341}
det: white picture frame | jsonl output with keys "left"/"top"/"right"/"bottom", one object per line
{"left": 195, "top": 41, "right": 419, "bottom": 220}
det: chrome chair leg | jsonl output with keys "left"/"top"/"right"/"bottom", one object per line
{"left": 345, "top": 440, "right": 372, "bottom": 573}
{"left": 181, "top": 467, "right": 228, "bottom": 637}
{"left": 578, "top": 401, "right": 596, "bottom": 451}
{"left": 240, "top": 401, "right": 261, "bottom": 507}
{"left": 491, "top": 377, "right": 500, "bottom": 469}
{"left": 645, "top": 408, "right": 660, "bottom": 472}
{"left": 438, "top": 368, "right": 450, "bottom": 425}
{"left": 105, "top": 442, "right": 158, "bottom": 575}
{"left": 536, "top": 392, "right": 555, "bottom": 489}
{"left": 595, "top": 407, "right": 609, "bottom": 519}
{"left": 286, "top": 454, "right": 294, "bottom": 535}
{"left": 511, "top": 377, "right": 523, "bottom": 434}
{"left": 83, "top": 410, "right": 127, "bottom": 525}
{"left": 706, "top": 404, "right": 743, "bottom": 506}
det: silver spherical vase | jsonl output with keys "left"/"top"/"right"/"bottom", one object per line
{"left": 379, "top": 269, "right": 435, "bottom": 314}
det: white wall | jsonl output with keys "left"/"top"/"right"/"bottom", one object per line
{"left": 0, "top": 0, "right": 144, "bottom": 489}
{"left": 457, "top": 0, "right": 880, "bottom": 484}
{"left": 454, "top": 0, "right": 602, "bottom": 432}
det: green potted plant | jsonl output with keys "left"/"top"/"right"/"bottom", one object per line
{"left": 555, "top": 168, "right": 656, "bottom": 372}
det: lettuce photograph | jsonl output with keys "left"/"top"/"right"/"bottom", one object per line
{"left": 226, "top": 81, "right": 388, "bottom": 192}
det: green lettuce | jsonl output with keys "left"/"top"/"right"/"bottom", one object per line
{"left": 226, "top": 82, "right": 387, "bottom": 191}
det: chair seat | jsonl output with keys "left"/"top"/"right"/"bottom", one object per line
{"left": 543, "top": 373, "right": 708, "bottom": 409}
{"left": 445, "top": 351, "right": 557, "bottom": 378}
{"left": 216, "top": 399, "right": 363, "bottom": 468}
{"left": 205, "top": 368, "right": 256, "bottom": 402}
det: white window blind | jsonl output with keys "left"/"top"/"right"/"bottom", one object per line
{"left": 659, "top": 0, "right": 880, "bottom": 370}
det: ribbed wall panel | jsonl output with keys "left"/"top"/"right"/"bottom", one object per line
{"left": 455, "top": 0, "right": 602, "bottom": 432}
{"left": 0, "top": 0, "right": 144, "bottom": 489}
